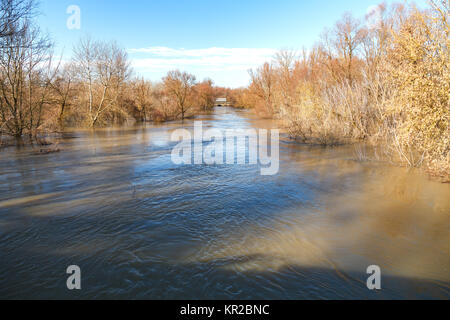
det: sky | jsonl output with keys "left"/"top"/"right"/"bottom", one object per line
{"left": 38, "top": 0, "right": 428, "bottom": 88}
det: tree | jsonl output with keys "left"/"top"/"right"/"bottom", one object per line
{"left": 163, "top": 70, "right": 196, "bottom": 120}
{"left": 0, "top": 0, "right": 34, "bottom": 40}
{"left": 274, "top": 50, "right": 298, "bottom": 112}
{"left": 131, "top": 77, "right": 153, "bottom": 122}
{"left": 249, "top": 62, "right": 275, "bottom": 115}
{"left": 321, "top": 12, "right": 365, "bottom": 84}
{"left": 73, "top": 37, "right": 131, "bottom": 127}
{"left": 50, "top": 64, "right": 76, "bottom": 128}
{"left": 196, "top": 78, "right": 216, "bottom": 112}
{"left": 152, "top": 82, "right": 175, "bottom": 122}
{"left": 388, "top": 1, "right": 449, "bottom": 175}
{"left": 0, "top": 2, "right": 55, "bottom": 137}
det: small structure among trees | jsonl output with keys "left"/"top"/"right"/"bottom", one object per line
{"left": 215, "top": 98, "right": 230, "bottom": 107}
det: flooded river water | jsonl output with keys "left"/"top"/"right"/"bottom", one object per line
{"left": 0, "top": 107, "right": 449, "bottom": 299}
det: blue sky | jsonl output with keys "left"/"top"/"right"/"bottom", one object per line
{"left": 38, "top": 0, "right": 427, "bottom": 87}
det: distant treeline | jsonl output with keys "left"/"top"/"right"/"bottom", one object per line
{"left": 233, "top": 1, "right": 449, "bottom": 180}
{"left": 0, "top": 0, "right": 448, "bottom": 180}
{"left": 0, "top": 0, "right": 239, "bottom": 136}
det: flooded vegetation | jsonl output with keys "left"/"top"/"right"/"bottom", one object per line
{"left": 0, "top": 0, "right": 449, "bottom": 301}
{"left": 0, "top": 108, "right": 448, "bottom": 299}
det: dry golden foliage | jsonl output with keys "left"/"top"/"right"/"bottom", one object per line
{"left": 246, "top": 1, "right": 449, "bottom": 180}
{"left": 387, "top": 1, "right": 449, "bottom": 179}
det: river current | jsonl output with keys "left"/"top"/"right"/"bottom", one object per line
{"left": 0, "top": 107, "right": 448, "bottom": 299}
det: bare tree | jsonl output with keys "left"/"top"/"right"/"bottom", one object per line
{"left": 163, "top": 70, "right": 196, "bottom": 120}
{"left": 334, "top": 13, "right": 365, "bottom": 84}
{"left": 73, "top": 37, "right": 131, "bottom": 127}
{"left": 152, "top": 83, "right": 175, "bottom": 121}
{"left": 0, "top": 6, "right": 55, "bottom": 137}
{"left": 131, "top": 77, "right": 153, "bottom": 122}
{"left": 196, "top": 78, "right": 216, "bottom": 112}
{"left": 320, "top": 12, "right": 364, "bottom": 85}
{"left": 50, "top": 63, "right": 76, "bottom": 128}
{"left": 275, "top": 50, "right": 297, "bottom": 111}
{"left": 0, "top": 0, "right": 35, "bottom": 40}
{"left": 249, "top": 62, "right": 275, "bottom": 114}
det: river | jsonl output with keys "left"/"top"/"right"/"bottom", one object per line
{"left": 0, "top": 107, "right": 449, "bottom": 299}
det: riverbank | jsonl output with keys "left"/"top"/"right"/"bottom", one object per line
{"left": 237, "top": 2, "right": 449, "bottom": 183}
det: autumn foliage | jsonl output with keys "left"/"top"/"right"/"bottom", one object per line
{"left": 0, "top": 0, "right": 448, "bottom": 180}
{"left": 244, "top": 1, "right": 449, "bottom": 180}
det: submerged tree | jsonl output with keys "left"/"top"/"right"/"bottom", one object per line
{"left": 131, "top": 77, "right": 154, "bottom": 122}
{"left": 249, "top": 62, "right": 275, "bottom": 115}
{"left": 196, "top": 78, "right": 217, "bottom": 112}
{"left": 163, "top": 70, "right": 196, "bottom": 120}
{"left": 49, "top": 64, "right": 76, "bottom": 128}
{"left": 73, "top": 37, "right": 131, "bottom": 127}
{"left": 0, "top": 0, "right": 55, "bottom": 137}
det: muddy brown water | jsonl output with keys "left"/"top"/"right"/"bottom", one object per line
{"left": 0, "top": 107, "right": 449, "bottom": 299}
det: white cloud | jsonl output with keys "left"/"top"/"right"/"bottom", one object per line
{"left": 127, "top": 47, "right": 277, "bottom": 88}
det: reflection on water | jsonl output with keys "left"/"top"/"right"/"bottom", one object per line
{"left": 0, "top": 107, "right": 449, "bottom": 299}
